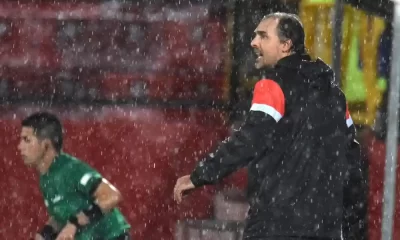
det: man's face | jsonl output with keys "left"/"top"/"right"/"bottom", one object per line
{"left": 251, "top": 18, "right": 286, "bottom": 69}
{"left": 18, "top": 127, "right": 46, "bottom": 167}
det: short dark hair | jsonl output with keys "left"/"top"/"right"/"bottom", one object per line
{"left": 263, "top": 12, "right": 306, "bottom": 54}
{"left": 21, "top": 112, "right": 63, "bottom": 152}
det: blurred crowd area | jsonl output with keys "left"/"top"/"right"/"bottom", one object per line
{"left": 0, "top": 0, "right": 392, "bottom": 132}
{"left": 0, "top": 0, "right": 230, "bottom": 103}
{"left": 0, "top": 0, "right": 397, "bottom": 239}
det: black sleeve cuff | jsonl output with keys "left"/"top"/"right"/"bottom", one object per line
{"left": 68, "top": 215, "right": 81, "bottom": 230}
{"left": 190, "top": 168, "right": 204, "bottom": 188}
{"left": 82, "top": 203, "right": 104, "bottom": 222}
{"left": 88, "top": 177, "right": 103, "bottom": 196}
{"left": 39, "top": 225, "right": 57, "bottom": 240}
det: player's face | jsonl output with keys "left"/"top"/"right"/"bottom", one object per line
{"left": 18, "top": 127, "right": 46, "bottom": 167}
{"left": 251, "top": 18, "right": 287, "bottom": 69}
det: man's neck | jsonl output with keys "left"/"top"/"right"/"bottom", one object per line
{"left": 37, "top": 151, "right": 58, "bottom": 175}
{"left": 273, "top": 52, "right": 302, "bottom": 67}
{"left": 278, "top": 52, "right": 294, "bottom": 61}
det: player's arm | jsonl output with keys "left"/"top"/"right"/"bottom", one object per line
{"left": 190, "top": 79, "right": 285, "bottom": 187}
{"left": 89, "top": 178, "right": 122, "bottom": 212}
{"left": 68, "top": 168, "right": 122, "bottom": 228}
{"left": 35, "top": 217, "right": 60, "bottom": 240}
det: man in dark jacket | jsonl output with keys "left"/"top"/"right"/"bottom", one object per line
{"left": 174, "top": 12, "right": 350, "bottom": 240}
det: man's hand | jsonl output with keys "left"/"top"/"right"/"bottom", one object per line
{"left": 55, "top": 223, "right": 77, "bottom": 240}
{"left": 173, "top": 175, "right": 195, "bottom": 203}
{"left": 76, "top": 212, "right": 90, "bottom": 226}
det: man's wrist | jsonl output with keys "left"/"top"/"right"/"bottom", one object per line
{"left": 190, "top": 171, "right": 202, "bottom": 187}
{"left": 38, "top": 225, "right": 57, "bottom": 240}
{"left": 82, "top": 203, "right": 103, "bottom": 222}
{"left": 67, "top": 215, "right": 80, "bottom": 229}
{"left": 68, "top": 203, "right": 103, "bottom": 229}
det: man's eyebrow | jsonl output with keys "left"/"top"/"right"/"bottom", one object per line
{"left": 254, "top": 30, "right": 267, "bottom": 36}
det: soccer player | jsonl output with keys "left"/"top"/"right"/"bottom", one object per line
{"left": 18, "top": 112, "right": 131, "bottom": 240}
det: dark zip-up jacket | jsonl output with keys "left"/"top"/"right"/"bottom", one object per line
{"left": 190, "top": 54, "right": 350, "bottom": 239}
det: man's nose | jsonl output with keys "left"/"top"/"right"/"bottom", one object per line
{"left": 251, "top": 37, "right": 258, "bottom": 48}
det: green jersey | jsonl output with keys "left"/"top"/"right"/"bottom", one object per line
{"left": 39, "top": 153, "right": 130, "bottom": 240}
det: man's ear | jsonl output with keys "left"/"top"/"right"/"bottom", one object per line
{"left": 41, "top": 139, "right": 51, "bottom": 151}
{"left": 281, "top": 39, "right": 292, "bottom": 53}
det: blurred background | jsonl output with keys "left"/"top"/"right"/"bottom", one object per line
{"left": 0, "top": 0, "right": 396, "bottom": 239}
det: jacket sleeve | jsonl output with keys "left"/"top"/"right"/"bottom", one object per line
{"left": 190, "top": 79, "right": 286, "bottom": 187}
{"left": 343, "top": 105, "right": 368, "bottom": 239}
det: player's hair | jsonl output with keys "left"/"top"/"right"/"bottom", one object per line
{"left": 21, "top": 112, "right": 63, "bottom": 152}
{"left": 262, "top": 12, "right": 306, "bottom": 54}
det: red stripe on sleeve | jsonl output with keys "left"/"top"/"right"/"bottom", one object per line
{"left": 250, "top": 79, "right": 285, "bottom": 121}
{"left": 345, "top": 103, "right": 353, "bottom": 127}
{"left": 345, "top": 104, "right": 350, "bottom": 120}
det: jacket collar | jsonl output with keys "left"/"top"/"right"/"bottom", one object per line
{"left": 275, "top": 53, "right": 312, "bottom": 69}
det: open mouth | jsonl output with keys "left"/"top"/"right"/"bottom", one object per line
{"left": 254, "top": 50, "right": 263, "bottom": 59}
